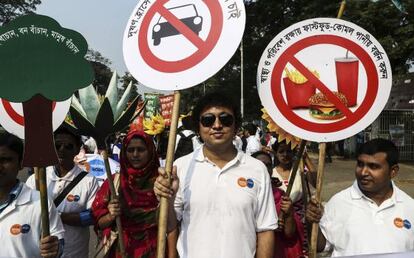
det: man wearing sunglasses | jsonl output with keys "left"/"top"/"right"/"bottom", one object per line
{"left": 155, "top": 92, "right": 277, "bottom": 258}
{"left": 27, "top": 126, "right": 99, "bottom": 258}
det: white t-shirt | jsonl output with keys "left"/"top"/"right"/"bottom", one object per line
{"left": 174, "top": 146, "right": 277, "bottom": 258}
{"left": 26, "top": 165, "right": 99, "bottom": 258}
{"left": 175, "top": 129, "right": 202, "bottom": 151}
{"left": 0, "top": 183, "right": 65, "bottom": 258}
{"left": 320, "top": 181, "right": 414, "bottom": 257}
{"left": 233, "top": 135, "right": 243, "bottom": 151}
{"left": 245, "top": 135, "right": 262, "bottom": 155}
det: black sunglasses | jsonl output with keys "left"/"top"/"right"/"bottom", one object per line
{"left": 55, "top": 143, "right": 75, "bottom": 151}
{"left": 200, "top": 113, "right": 234, "bottom": 127}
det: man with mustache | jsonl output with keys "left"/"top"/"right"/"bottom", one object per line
{"left": 306, "top": 138, "right": 414, "bottom": 256}
{"left": 154, "top": 92, "right": 277, "bottom": 258}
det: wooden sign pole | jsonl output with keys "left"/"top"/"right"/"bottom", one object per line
{"left": 157, "top": 91, "right": 181, "bottom": 258}
{"left": 35, "top": 167, "right": 50, "bottom": 237}
{"left": 101, "top": 149, "right": 126, "bottom": 258}
{"left": 309, "top": 142, "right": 327, "bottom": 258}
{"left": 309, "top": 3, "right": 346, "bottom": 257}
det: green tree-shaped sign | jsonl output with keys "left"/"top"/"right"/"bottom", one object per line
{"left": 0, "top": 14, "right": 93, "bottom": 166}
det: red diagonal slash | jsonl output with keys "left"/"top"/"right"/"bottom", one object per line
{"left": 288, "top": 56, "right": 353, "bottom": 118}
{"left": 157, "top": 6, "right": 205, "bottom": 49}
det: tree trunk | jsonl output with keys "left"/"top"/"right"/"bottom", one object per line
{"left": 22, "top": 94, "right": 58, "bottom": 167}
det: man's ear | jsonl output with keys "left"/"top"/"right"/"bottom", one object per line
{"left": 390, "top": 164, "right": 399, "bottom": 179}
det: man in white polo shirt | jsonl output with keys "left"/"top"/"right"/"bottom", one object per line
{"left": 27, "top": 126, "right": 99, "bottom": 258}
{"left": 306, "top": 138, "right": 414, "bottom": 257}
{"left": 0, "top": 132, "right": 64, "bottom": 258}
{"left": 155, "top": 92, "right": 277, "bottom": 258}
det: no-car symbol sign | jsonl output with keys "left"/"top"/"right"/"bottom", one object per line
{"left": 257, "top": 18, "right": 392, "bottom": 142}
{"left": 0, "top": 98, "right": 71, "bottom": 139}
{"left": 123, "top": 0, "right": 246, "bottom": 90}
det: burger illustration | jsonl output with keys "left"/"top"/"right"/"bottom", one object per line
{"left": 308, "top": 92, "right": 348, "bottom": 120}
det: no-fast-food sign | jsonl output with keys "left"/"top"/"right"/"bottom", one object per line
{"left": 123, "top": 0, "right": 246, "bottom": 90}
{"left": 257, "top": 18, "right": 392, "bottom": 142}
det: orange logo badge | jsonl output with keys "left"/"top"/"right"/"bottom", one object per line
{"left": 238, "top": 177, "right": 247, "bottom": 187}
{"left": 10, "top": 224, "right": 21, "bottom": 235}
{"left": 394, "top": 217, "right": 404, "bottom": 228}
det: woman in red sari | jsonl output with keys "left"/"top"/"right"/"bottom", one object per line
{"left": 92, "top": 130, "right": 159, "bottom": 258}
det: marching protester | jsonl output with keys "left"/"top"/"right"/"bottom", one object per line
{"left": 92, "top": 130, "right": 161, "bottom": 257}
{"left": 252, "top": 150, "right": 305, "bottom": 258}
{"left": 174, "top": 115, "right": 201, "bottom": 160}
{"left": 306, "top": 138, "right": 414, "bottom": 256}
{"left": 154, "top": 92, "right": 277, "bottom": 258}
{"left": 0, "top": 132, "right": 65, "bottom": 258}
{"left": 26, "top": 126, "right": 99, "bottom": 258}
{"left": 244, "top": 122, "right": 262, "bottom": 155}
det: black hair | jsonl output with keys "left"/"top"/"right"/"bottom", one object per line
{"left": 244, "top": 123, "right": 257, "bottom": 135}
{"left": 0, "top": 132, "right": 24, "bottom": 162}
{"left": 181, "top": 115, "right": 194, "bottom": 131}
{"left": 251, "top": 150, "right": 272, "bottom": 162}
{"left": 54, "top": 126, "right": 82, "bottom": 148}
{"left": 357, "top": 138, "right": 399, "bottom": 167}
{"left": 271, "top": 139, "right": 295, "bottom": 166}
{"left": 191, "top": 91, "right": 241, "bottom": 133}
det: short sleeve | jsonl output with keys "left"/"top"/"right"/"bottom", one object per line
{"left": 319, "top": 201, "right": 334, "bottom": 252}
{"left": 173, "top": 160, "right": 184, "bottom": 221}
{"left": 255, "top": 164, "right": 278, "bottom": 232}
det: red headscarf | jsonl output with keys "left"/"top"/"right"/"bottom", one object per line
{"left": 119, "top": 130, "right": 159, "bottom": 209}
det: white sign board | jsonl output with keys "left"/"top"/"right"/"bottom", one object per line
{"left": 257, "top": 18, "right": 392, "bottom": 142}
{"left": 0, "top": 97, "right": 72, "bottom": 139}
{"left": 123, "top": 0, "right": 246, "bottom": 90}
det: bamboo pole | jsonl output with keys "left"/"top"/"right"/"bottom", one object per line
{"left": 337, "top": 0, "right": 346, "bottom": 19}
{"left": 309, "top": 143, "right": 327, "bottom": 258}
{"left": 157, "top": 91, "right": 181, "bottom": 258}
{"left": 35, "top": 167, "right": 50, "bottom": 237}
{"left": 101, "top": 149, "right": 126, "bottom": 258}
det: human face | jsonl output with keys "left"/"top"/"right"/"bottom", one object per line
{"left": 355, "top": 152, "right": 398, "bottom": 195}
{"left": 255, "top": 154, "right": 273, "bottom": 176}
{"left": 0, "top": 146, "right": 21, "bottom": 188}
{"left": 126, "top": 138, "right": 150, "bottom": 169}
{"left": 55, "top": 133, "right": 80, "bottom": 170}
{"left": 199, "top": 106, "right": 236, "bottom": 150}
{"left": 276, "top": 143, "right": 294, "bottom": 166}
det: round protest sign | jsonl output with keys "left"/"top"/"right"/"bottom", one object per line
{"left": 257, "top": 18, "right": 392, "bottom": 142}
{"left": 0, "top": 97, "right": 71, "bottom": 139}
{"left": 123, "top": 0, "right": 246, "bottom": 90}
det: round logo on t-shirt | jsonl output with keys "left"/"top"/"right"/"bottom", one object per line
{"left": 20, "top": 224, "right": 31, "bottom": 234}
{"left": 403, "top": 219, "right": 411, "bottom": 229}
{"left": 67, "top": 194, "right": 80, "bottom": 202}
{"left": 246, "top": 178, "right": 254, "bottom": 188}
{"left": 394, "top": 217, "right": 404, "bottom": 228}
{"left": 238, "top": 177, "right": 247, "bottom": 187}
{"left": 10, "top": 224, "right": 21, "bottom": 235}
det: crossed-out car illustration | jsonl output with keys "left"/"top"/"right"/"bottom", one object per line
{"left": 152, "top": 4, "right": 203, "bottom": 46}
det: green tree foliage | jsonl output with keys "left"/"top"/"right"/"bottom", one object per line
{"left": 0, "top": 0, "right": 41, "bottom": 26}
{"left": 85, "top": 49, "right": 113, "bottom": 95}
{"left": 180, "top": 0, "right": 414, "bottom": 120}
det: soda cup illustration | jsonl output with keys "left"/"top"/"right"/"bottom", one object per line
{"left": 335, "top": 57, "right": 359, "bottom": 107}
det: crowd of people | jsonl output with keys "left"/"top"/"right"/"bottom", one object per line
{"left": 0, "top": 91, "right": 413, "bottom": 257}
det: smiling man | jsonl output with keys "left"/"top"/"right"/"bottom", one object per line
{"left": 26, "top": 126, "right": 99, "bottom": 258}
{"left": 306, "top": 138, "right": 414, "bottom": 257}
{"left": 154, "top": 92, "right": 277, "bottom": 258}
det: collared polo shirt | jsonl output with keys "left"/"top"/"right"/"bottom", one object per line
{"left": 174, "top": 146, "right": 278, "bottom": 258}
{"left": 320, "top": 181, "right": 414, "bottom": 257}
{"left": 0, "top": 183, "right": 64, "bottom": 257}
{"left": 26, "top": 165, "right": 99, "bottom": 258}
